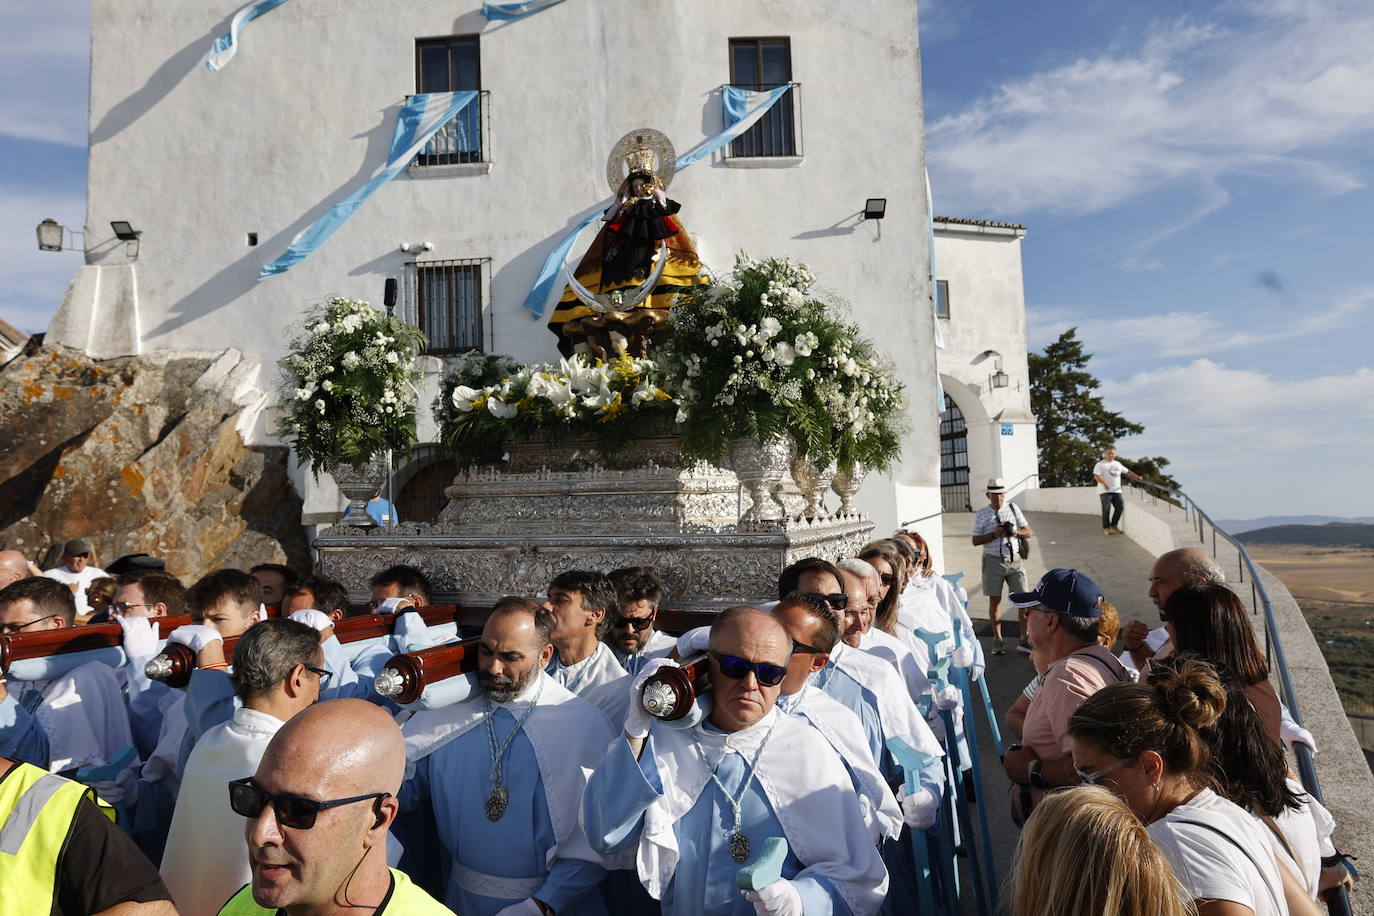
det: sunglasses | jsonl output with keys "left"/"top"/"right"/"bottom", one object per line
{"left": 791, "top": 638, "right": 823, "bottom": 656}
{"left": 878, "top": 573, "right": 896, "bottom": 586}
{"left": 1073, "top": 756, "right": 1138, "bottom": 786}
{"left": 228, "top": 777, "right": 389, "bottom": 830}
{"left": 304, "top": 665, "right": 333, "bottom": 688}
{"left": 801, "top": 591, "right": 848, "bottom": 611}
{"left": 610, "top": 613, "right": 655, "bottom": 631}
{"left": 710, "top": 651, "right": 787, "bottom": 687}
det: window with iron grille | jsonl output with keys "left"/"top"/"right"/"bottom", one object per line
{"left": 415, "top": 36, "right": 484, "bottom": 165}
{"left": 935, "top": 280, "right": 950, "bottom": 319}
{"left": 410, "top": 259, "right": 486, "bottom": 355}
{"left": 728, "top": 38, "right": 796, "bottom": 157}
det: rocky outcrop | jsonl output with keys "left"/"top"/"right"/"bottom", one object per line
{"left": 0, "top": 345, "right": 310, "bottom": 578}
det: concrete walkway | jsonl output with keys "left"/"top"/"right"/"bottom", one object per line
{"left": 938, "top": 508, "right": 1162, "bottom": 913}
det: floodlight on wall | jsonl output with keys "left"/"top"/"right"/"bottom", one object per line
{"left": 862, "top": 198, "right": 887, "bottom": 220}
{"left": 399, "top": 242, "right": 434, "bottom": 253}
{"left": 111, "top": 221, "right": 142, "bottom": 259}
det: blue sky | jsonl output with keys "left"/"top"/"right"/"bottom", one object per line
{"left": 1, "top": 0, "right": 1371, "bottom": 518}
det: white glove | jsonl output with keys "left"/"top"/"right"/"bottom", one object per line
{"left": 1280, "top": 718, "right": 1318, "bottom": 754}
{"left": 492, "top": 899, "right": 543, "bottom": 916}
{"left": 934, "top": 684, "right": 961, "bottom": 710}
{"left": 951, "top": 645, "right": 974, "bottom": 669}
{"left": 674, "top": 626, "right": 710, "bottom": 658}
{"left": 743, "top": 878, "right": 804, "bottom": 916}
{"left": 625, "top": 657, "right": 678, "bottom": 739}
{"left": 116, "top": 615, "right": 159, "bottom": 659}
{"left": 971, "top": 663, "right": 985, "bottom": 683}
{"left": 373, "top": 596, "right": 412, "bottom": 615}
{"left": 899, "top": 786, "right": 939, "bottom": 830}
{"left": 288, "top": 609, "right": 333, "bottom": 632}
{"left": 167, "top": 625, "right": 223, "bottom": 652}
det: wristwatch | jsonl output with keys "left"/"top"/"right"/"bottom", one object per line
{"left": 1027, "top": 758, "right": 1049, "bottom": 791}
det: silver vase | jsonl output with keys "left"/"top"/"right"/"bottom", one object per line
{"left": 830, "top": 462, "right": 867, "bottom": 516}
{"left": 728, "top": 437, "right": 793, "bottom": 524}
{"left": 327, "top": 454, "right": 390, "bottom": 527}
{"left": 790, "top": 455, "right": 837, "bottom": 520}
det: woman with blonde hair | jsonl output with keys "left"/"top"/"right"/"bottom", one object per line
{"left": 857, "top": 539, "right": 906, "bottom": 634}
{"left": 1012, "top": 784, "right": 1195, "bottom": 916}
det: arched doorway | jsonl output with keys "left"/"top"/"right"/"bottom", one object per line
{"left": 939, "top": 394, "right": 971, "bottom": 512}
{"left": 394, "top": 447, "right": 461, "bottom": 524}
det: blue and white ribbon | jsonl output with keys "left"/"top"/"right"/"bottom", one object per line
{"left": 482, "top": 0, "right": 568, "bottom": 19}
{"left": 205, "top": 0, "right": 291, "bottom": 72}
{"left": 259, "top": 91, "right": 478, "bottom": 280}
{"left": 521, "top": 83, "right": 795, "bottom": 317}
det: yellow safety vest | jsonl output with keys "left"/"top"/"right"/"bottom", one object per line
{"left": 218, "top": 867, "right": 456, "bottom": 915}
{"left": 0, "top": 761, "right": 116, "bottom": 915}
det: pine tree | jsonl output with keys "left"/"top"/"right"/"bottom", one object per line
{"left": 1028, "top": 328, "right": 1178, "bottom": 492}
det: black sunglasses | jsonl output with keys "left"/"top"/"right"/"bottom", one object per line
{"left": 878, "top": 573, "right": 896, "bottom": 586}
{"left": 610, "top": 613, "right": 655, "bottom": 631}
{"left": 304, "top": 665, "right": 333, "bottom": 688}
{"left": 802, "top": 591, "right": 848, "bottom": 611}
{"left": 791, "top": 638, "right": 824, "bottom": 656}
{"left": 710, "top": 651, "right": 787, "bottom": 687}
{"left": 228, "top": 777, "right": 389, "bottom": 830}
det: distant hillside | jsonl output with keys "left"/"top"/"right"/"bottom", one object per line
{"left": 1237, "top": 523, "right": 1374, "bottom": 548}
{"left": 1220, "top": 515, "right": 1374, "bottom": 534}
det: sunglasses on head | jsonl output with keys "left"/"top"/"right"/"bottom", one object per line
{"left": 610, "top": 613, "right": 655, "bottom": 631}
{"left": 710, "top": 651, "right": 787, "bottom": 687}
{"left": 801, "top": 591, "right": 848, "bottom": 611}
{"left": 228, "top": 777, "right": 389, "bottom": 830}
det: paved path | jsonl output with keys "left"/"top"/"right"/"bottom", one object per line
{"left": 939, "top": 509, "right": 1162, "bottom": 913}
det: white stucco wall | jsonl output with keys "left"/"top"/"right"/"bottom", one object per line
{"left": 60, "top": 0, "right": 939, "bottom": 536}
{"left": 933, "top": 221, "right": 1037, "bottom": 495}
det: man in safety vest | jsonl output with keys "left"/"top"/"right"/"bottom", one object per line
{"left": 0, "top": 755, "right": 174, "bottom": 915}
{"left": 218, "top": 698, "right": 454, "bottom": 915}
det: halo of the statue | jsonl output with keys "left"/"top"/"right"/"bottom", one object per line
{"left": 566, "top": 245, "right": 668, "bottom": 313}
{"left": 606, "top": 128, "right": 677, "bottom": 194}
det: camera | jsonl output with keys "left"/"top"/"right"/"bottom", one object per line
{"left": 1001, "top": 521, "right": 1015, "bottom": 537}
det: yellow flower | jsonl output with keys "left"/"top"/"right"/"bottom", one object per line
{"left": 516, "top": 396, "right": 535, "bottom": 411}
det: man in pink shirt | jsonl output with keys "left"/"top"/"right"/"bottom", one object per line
{"left": 1000, "top": 569, "right": 1130, "bottom": 820}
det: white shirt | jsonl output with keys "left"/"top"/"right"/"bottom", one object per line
{"left": 545, "top": 641, "right": 625, "bottom": 697}
{"left": 972, "top": 503, "right": 1026, "bottom": 557}
{"left": 1267, "top": 778, "right": 1323, "bottom": 900}
{"left": 161, "top": 706, "right": 285, "bottom": 916}
{"left": 1092, "top": 459, "right": 1131, "bottom": 493}
{"left": 43, "top": 564, "right": 108, "bottom": 615}
{"left": 1149, "top": 788, "right": 1285, "bottom": 916}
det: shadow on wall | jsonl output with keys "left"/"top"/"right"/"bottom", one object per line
{"left": 142, "top": 103, "right": 400, "bottom": 340}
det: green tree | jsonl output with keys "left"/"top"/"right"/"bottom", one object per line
{"left": 1028, "top": 328, "right": 1178, "bottom": 494}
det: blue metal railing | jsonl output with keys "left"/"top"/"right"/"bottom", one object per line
{"left": 1127, "top": 478, "right": 1353, "bottom": 916}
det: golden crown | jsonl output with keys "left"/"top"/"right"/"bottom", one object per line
{"left": 624, "top": 144, "right": 658, "bottom": 176}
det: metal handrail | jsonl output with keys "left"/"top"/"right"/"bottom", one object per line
{"left": 1125, "top": 478, "right": 1352, "bottom": 915}
{"left": 901, "top": 472, "right": 1041, "bottom": 528}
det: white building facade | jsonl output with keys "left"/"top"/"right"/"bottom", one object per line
{"left": 932, "top": 217, "right": 1038, "bottom": 512}
{"left": 50, "top": 0, "right": 947, "bottom": 557}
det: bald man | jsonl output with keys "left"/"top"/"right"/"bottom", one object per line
{"left": 0, "top": 550, "right": 29, "bottom": 590}
{"left": 1121, "top": 547, "right": 1225, "bottom": 669}
{"left": 585, "top": 606, "right": 888, "bottom": 916}
{"left": 220, "top": 698, "right": 453, "bottom": 914}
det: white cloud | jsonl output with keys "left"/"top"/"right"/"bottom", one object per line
{"left": 1102, "top": 359, "right": 1374, "bottom": 515}
{"left": 0, "top": 187, "right": 85, "bottom": 334}
{"left": 0, "top": 2, "right": 90, "bottom": 147}
{"left": 927, "top": 0, "right": 1374, "bottom": 217}
{"left": 1028, "top": 286, "right": 1374, "bottom": 359}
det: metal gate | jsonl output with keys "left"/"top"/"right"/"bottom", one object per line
{"left": 939, "top": 394, "right": 971, "bottom": 512}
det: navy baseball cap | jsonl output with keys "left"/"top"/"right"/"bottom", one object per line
{"left": 1010, "top": 568, "right": 1104, "bottom": 617}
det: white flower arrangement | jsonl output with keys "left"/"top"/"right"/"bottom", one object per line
{"left": 276, "top": 297, "right": 426, "bottom": 476}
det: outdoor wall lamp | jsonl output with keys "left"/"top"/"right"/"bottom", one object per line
{"left": 35, "top": 219, "right": 83, "bottom": 252}
{"left": 111, "top": 221, "right": 142, "bottom": 258}
{"left": 862, "top": 198, "right": 887, "bottom": 220}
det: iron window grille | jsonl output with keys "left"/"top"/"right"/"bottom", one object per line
{"left": 400, "top": 258, "right": 490, "bottom": 355}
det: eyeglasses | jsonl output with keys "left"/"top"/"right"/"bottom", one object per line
{"left": 228, "top": 777, "right": 389, "bottom": 830}
{"left": 790, "top": 638, "right": 823, "bottom": 656}
{"left": 0, "top": 614, "right": 59, "bottom": 635}
{"left": 610, "top": 614, "right": 655, "bottom": 631}
{"left": 709, "top": 651, "right": 787, "bottom": 687}
{"left": 878, "top": 573, "right": 896, "bottom": 586}
{"left": 111, "top": 602, "right": 153, "bottom": 616}
{"left": 1074, "top": 757, "right": 1138, "bottom": 786}
{"left": 303, "top": 665, "right": 332, "bottom": 688}
{"left": 802, "top": 591, "right": 848, "bottom": 611}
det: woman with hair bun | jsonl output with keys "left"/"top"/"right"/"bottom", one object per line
{"left": 1011, "top": 785, "right": 1193, "bottom": 916}
{"left": 1068, "top": 658, "right": 1317, "bottom": 916}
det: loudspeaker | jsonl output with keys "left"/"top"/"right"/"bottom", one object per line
{"left": 383, "top": 278, "right": 397, "bottom": 315}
